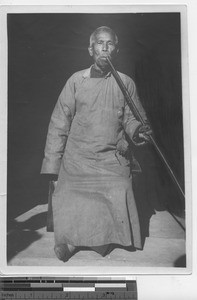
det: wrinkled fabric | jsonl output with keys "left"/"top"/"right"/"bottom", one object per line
{"left": 41, "top": 67, "right": 148, "bottom": 249}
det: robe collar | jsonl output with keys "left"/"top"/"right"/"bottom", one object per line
{"left": 82, "top": 65, "right": 111, "bottom": 79}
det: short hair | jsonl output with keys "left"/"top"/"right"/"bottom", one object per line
{"left": 89, "top": 26, "right": 119, "bottom": 47}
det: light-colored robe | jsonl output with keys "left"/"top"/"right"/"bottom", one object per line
{"left": 41, "top": 67, "right": 147, "bottom": 249}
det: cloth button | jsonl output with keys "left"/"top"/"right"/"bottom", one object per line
{"left": 117, "top": 108, "right": 123, "bottom": 118}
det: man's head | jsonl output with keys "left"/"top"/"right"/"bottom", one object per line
{"left": 88, "top": 26, "right": 119, "bottom": 72}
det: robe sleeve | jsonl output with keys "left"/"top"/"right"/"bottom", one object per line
{"left": 41, "top": 76, "right": 76, "bottom": 175}
{"left": 122, "top": 77, "right": 148, "bottom": 142}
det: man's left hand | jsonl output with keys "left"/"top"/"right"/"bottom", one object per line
{"left": 138, "top": 124, "right": 153, "bottom": 142}
{"left": 133, "top": 124, "right": 153, "bottom": 145}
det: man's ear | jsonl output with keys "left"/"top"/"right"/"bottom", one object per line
{"left": 116, "top": 47, "right": 119, "bottom": 55}
{"left": 88, "top": 47, "right": 93, "bottom": 57}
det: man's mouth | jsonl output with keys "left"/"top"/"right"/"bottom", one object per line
{"left": 99, "top": 55, "right": 110, "bottom": 61}
{"left": 101, "top": 54, "right": 110, "bottom": 58}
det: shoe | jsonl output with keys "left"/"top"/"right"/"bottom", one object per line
{"left": 54, "top": 243, "right": 75, "bottom": 262}
{"left": 91, "top": 244, "right": 111, "bottom": 257}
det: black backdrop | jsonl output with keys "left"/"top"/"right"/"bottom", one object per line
{"left": 7, "top": 13, "right": 184, "bottom": 222}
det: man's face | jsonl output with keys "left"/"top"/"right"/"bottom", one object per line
{"left": 88, "top": 31, "right": 118, "bottom": 71}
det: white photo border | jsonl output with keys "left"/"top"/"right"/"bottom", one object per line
{"left": 0, "top": 4, "right": 192, "bottom": 277}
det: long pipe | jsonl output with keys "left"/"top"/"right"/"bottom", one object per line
{"left": 106, "top": 56, "right": 185, "bottom": 203}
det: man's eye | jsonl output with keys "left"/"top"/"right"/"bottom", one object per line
{"left": 97, "top": 41, "right": 103, "bottom": 44}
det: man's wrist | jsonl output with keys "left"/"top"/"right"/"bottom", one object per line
{"left": 43, "top": 174, "right": 58, "bottom": 181}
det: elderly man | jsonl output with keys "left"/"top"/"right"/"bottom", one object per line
{"left": 41, "top": 26, "right": 152, "bottom": 262}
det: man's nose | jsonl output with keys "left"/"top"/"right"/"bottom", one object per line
{"left": 102, "top": 42, "right": 108, "bottom": 51}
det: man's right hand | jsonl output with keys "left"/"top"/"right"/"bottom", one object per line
{"left": 52, "top": 180, "right": 58, "bottom": 189}
{"left": 50, "top": 180, "right": 58, "bottom": 192}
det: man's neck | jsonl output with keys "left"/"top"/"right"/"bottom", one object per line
{"left": 91, "top": 63, "right": 110, "bottom": 78}
{"left": 93, "top": 63, "right": 109, "bottom": 75}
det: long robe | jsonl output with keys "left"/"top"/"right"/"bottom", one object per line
{"left": 41, "top": 67, "right": 147, "bottom": 249}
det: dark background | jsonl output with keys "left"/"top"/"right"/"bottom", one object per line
{"left": 7, "top": 13, "right": 184, "bottom": 225}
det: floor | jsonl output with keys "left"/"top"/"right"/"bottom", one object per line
{"left": 7, "top": 203, "right": 186, "bottom": 268}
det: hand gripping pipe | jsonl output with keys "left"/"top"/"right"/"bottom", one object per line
{"left": 106, "top": 57, "right": 185, "bottom": 205}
